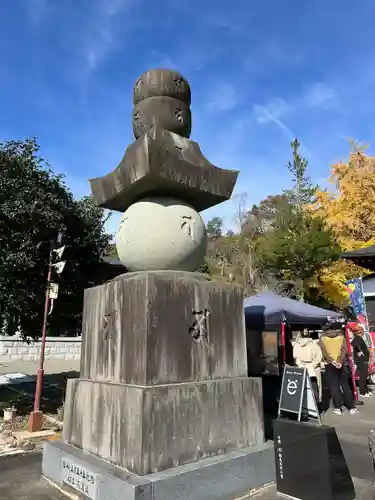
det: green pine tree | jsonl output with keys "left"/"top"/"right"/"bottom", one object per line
{"left": 260, "top": 138, "right": 340, "bottom": 301}
{"left": 284, "top": 138, "right": 317, "bottom": 210}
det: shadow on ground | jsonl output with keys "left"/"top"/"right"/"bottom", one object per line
{"left": 0, "top": 452, "right": 68, "bottom": 500}
{"left": 0, "top": 371, "right": 79, "bottom": 415}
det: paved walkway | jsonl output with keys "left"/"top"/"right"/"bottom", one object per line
{"left": 0, "top": 452, "right": 67, "bottom": 500}
{"left": 323, "top": 395, "right": 375, "bottom": 482}
{"left": 246, "top": 478, "right": 373, "bottom": 499}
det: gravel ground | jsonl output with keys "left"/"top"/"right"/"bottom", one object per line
{"left": 1, "top": 414, "right": 61, "bottom": 431}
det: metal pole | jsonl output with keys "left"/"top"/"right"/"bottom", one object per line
{"left": 34, "top": 263, "right": 52, "bottom": 411}
{"left": 28, "top": 243, "right": 53, "bottom": 432}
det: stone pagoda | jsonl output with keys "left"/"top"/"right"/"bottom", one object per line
{"left": 43, "top": 69, "right": 274, "bottom": 500}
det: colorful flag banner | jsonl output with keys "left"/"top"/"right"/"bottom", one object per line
{"left": 345, "top": 278, "right": 369, "bottom": 331}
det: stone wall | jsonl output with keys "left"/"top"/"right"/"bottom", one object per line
{"left": 0, "top": 336, "right": 82, "bottom": 362}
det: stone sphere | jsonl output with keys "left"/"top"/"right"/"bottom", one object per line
{"left": 115, "top": 197, "right": 207, "bottom": 272}
{"left": 133, "top": 69, "right": 191, "bottom": 106}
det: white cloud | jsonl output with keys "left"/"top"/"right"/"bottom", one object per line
{"left": 81, "top": 0, "right": 136, "bottom": 73}
{"left": 253, "top": 101, "right": 296, "bottom": 139}
{"left": 252, "top": 82, "right": 340, "bottom": 157}
{"left": 253, "top": 82, "right": 339, "bottom": 131}
{"left": 201, "top": 167, "right": 292, "bottom": 232}
{"left": 206, "top": 83, "right": 238, "bottom": 112}
{"left": 253, "top": 101, "right": 314, "bottom": 159}
{"left": 253, "top": 98, "right": 290, "bottom": 124}
{"left": 303, "top": 83, "right": 338, "bottom": 109}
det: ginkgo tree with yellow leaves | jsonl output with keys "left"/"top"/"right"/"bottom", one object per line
{"left": 312, "top": 144, "right": 375, "bottom": 305}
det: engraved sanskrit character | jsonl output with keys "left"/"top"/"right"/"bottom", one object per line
{"left": 175, "top": 108, "right": 184, "bottom": 124}
{"left": 181, "top": 215, "right": 194, "bottom": 239}
{"left": 189, "top": 308, "right": 210, "bottom": 341}
{"left": 102, "top": 311, "right": 117, "bottom": 340}
{"left": 173, "top": 75, "right": 184, "bottom": 91}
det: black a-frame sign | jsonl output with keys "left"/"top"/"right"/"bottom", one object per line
{"left": 278, "top": 366, "right": 321, "bottom": 423}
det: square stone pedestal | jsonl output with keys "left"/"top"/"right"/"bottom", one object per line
{"left": 42, "top": 439, "right": 275, "bottom": 500}
{"left": 43, "top": 271, "right": 273, "bottom": 498}
{"left": 79, "top": 271, "right": 248, "bottom": 386}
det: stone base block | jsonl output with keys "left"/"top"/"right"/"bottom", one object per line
{"left": 80, "top": 270, "right": 247, "bottom": 386}
{"left": 63, "top": 376, "right": 265, "bottom": 475}
{"left": 274, "top": 419, "right": 355, "bottom": 500}
{"left": 42, "top": 440, "right": 275, "bottom": 500}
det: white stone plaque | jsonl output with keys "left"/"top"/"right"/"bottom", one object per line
{"left": 61, "top": 457, "right": 99, "bottom": 499}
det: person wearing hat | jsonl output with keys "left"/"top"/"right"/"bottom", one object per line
{"left": 319, "top": 321, "right": 358, "bottom": 415}
{"left": 348, "top": 322, "right": 371, "bottom": 398}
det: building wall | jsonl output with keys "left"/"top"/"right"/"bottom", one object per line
{"left": 363, "top": 275, "right": 375, "bottom": 296}
{"left": 0, "top": 336, "right": 82, "bottom": 362}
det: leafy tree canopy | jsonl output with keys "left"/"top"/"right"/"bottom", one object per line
{"left": 244, "top": 194, "right": 290, "bottom": 236}
{"left": 206, "top": 216, "right": 224, "bottom": 240}
{"left": 0, "top": 138, "right": 111, "bottom": 338}
{"left": 260, "top": 211, "right": 340, "bottom": 291}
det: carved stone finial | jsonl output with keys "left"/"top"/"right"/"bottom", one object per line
{"left": 132, "top": 69, "right": 192, "bottom": 139}
{"left": 89, "top": 68, "right": 239, "bottom": 272}
{"left": 133, "top": 69, "right": 191, "bottom": 105}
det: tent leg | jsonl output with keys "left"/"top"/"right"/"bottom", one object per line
{"left": 281, "top": 322, "right": 286, "bottom": 365}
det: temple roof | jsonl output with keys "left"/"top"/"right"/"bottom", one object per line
{"left": 341, "top": 245, "right": 375, "bottom": 271}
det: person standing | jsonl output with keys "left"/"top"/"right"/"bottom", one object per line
{"left": 319, "top": 321, "right": 358, "bottom": 415}
{"left": 348, "top": 322, "right": 371, "bottom": 398}
{"left": 293, "top": 328, "right": 323, "bottom": 405}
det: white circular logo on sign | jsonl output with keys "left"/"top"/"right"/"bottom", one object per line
{"left": 287, "top": 380, "right": 298, "bottom": 395}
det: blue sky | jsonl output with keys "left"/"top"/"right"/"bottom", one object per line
{"left": 1, "top": 0, "right": 375, "bottom": 235}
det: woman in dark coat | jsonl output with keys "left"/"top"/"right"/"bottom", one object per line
{"left": 348, "top": 322, "right": 371, "bottom": 398}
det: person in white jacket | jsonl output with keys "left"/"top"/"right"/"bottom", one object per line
{"left": 293, "top": 328, "right": 323, "bottom": 404}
